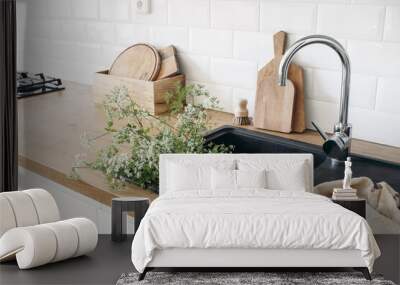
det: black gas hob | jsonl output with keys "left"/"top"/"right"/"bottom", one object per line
{"left": 17, "top": 72, "right": 65, "bottom": 98}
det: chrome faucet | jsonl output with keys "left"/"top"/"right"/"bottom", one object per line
{"left": 277, "top": 35, "right": 352, "bottom": 161}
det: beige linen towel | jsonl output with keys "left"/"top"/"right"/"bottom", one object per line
{"left": 314, "top": 177, "right": 400, "bottom": 225}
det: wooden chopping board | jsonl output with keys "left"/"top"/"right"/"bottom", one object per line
{"left": 254, "top": 76, "right": 295, "bottom": 133}
{"left": 289, "top": 62, "right": 305, "bottom": 133}
{"left": 254, "top": 31, "right": 306, "bottom": 133}
{"left": 156, "top": 45, "right": 180, "bottom": 80}
{"left": 110, "top": 43, "right": 161, "bottom": 81}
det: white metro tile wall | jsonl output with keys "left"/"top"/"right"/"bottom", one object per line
{"left": 132, "top": 0, "right": 168, "bottom": 24}
{"left": 211, "top": 0, "right": 259, "bottom": 31}
{"left": 70, "top": 0, "right": 98, "bottom": 19}
{"left": 99, "top": 0, "right": 131, "bottom": 21}
{"left": 86, "top": 22, "right": 115, "bottom": 44}
{"left": 47, "top": 0, "right": 72, "bottom": 19}
{"left": 60, "top": 21, "right": 88, "bottom": 42}
{"left": 384, "top": 6, "right": 400, "bottom": 42}
{"left": 179, "top": 53, "right": 210, "bottom": 82}
{"left": 233, "top": 31, "right": 274, "bottom": 66}
{"left": 376, "top": 78, "right": 400, "bottom": 114}
{"left": 189, "top": 28, "right": 233, "bottom": 57}
{"left": 210, "top": 57, "right": 258, "bottom": 89}
{"left": 115, "top": 24, "right": 150, "bottom": 45}
{"left": 310, "top": 70, "right": 377, "bottom": 110}
{"left": 168, "top": 0, "right": 210, "bottom": 27}
{"left": 348, "top": 41, "right": 400, "bottom": 77}
{"left": 150, "top": 26, "right": 188, "bottom": 51}
{"left": 317, "top": 4, "right": 385, "bottom": 41}
{"left": 260, "top": 2, "right": 316, "bottom": 34}
{"left": 16, "top": 0, "right": 400, "bottom": 147}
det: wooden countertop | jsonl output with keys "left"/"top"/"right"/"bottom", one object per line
{"left": 18, "top": 81, "right": 400, "bottom": 206}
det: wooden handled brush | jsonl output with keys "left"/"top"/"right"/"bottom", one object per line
{"left": 233, "top": 99, "right": 251, "bottom": 126}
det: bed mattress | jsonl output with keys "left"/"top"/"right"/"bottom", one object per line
{"left": 131, "top": 190, "right": 380, "bottom": 273}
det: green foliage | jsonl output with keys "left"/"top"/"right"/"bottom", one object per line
{"left": 73, "top": 84, "right": 233, "bottom": 192}
{"left": 164, "top": 83, "right": 219, "bottom": 114}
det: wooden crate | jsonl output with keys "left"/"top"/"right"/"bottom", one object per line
{"left": 92, "top": 70, "right": 185, "bottom": 115}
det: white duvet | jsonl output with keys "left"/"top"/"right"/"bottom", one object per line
{"left": 131, "top": 190, "right": 380, "bottom": 273}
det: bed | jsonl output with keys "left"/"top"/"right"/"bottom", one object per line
{"left": 131, "top": 154, "right": 380, "bottom": 280}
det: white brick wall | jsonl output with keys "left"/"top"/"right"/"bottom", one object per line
{"left": 190, "top": 28, "right": 232, "bottom": 56}
{"left": 168, "top": 0, "right": 210, "bottom": 27}
{"left": 261, "top": 2, "right": 316, "bottom": 34}
{"left": 150, "top": 26, "right": 188, "bottom": 51}
{"left": 99, "top": 0, "right": 131, "bottom": 21}
{"left": 17, "top": 0, "right": 400, "bottom": 147}
{"left": 317, "top": 4, "right": 385, "bottom": 41}
{"left": 233, "top": 31, "right": 274, "bottom": 66}
{"left": 384, "top": 6, "right": 400, "bottom": 42}
{"left": 211, "top": 0, "right": 259, "bottom": 31}
{"left": 71, "top": 0, "right": 98, "bottom": 19}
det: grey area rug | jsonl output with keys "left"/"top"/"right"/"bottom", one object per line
{"left": 116, "top": 272, "right": 396, "bottom": 285}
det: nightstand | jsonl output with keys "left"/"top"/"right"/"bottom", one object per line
{"left": 332, "top": 198, "right": 366, "bottom": 218}
{"left": 111, "top": 197, "right": 150, "bottom": 242}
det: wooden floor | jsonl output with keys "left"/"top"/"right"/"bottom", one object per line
{"left": 1, "top": 235, "right": 398, "bottom": 285}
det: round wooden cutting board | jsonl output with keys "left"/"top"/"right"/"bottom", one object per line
{"left": 110, "top": 43, "right": 161, "bottom": 81}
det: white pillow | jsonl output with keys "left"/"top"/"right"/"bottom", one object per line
{"left": 211, "top": 168, "right": 236, "bottom": 190}
{"left": 167, "top": 160, "right": 235, "bottom": 192}
{"left": 266, "top": 162, "right": 307, "bottom": 191}
{"left": 238, "top": 159, "right": 309, "bottom": 191}
{"left": 211, "top": 169, "right": 267, "bottom": 190}
{"left": 236, "top": 169, "right": 267, "bottom": 189}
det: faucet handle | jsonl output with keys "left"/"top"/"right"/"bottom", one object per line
{"left": 312, "top": 121, "right": 328, "bottom": 141}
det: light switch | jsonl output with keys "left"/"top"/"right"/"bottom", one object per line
{"left": 134, "top": 0, "right": 150, "bottom": 14}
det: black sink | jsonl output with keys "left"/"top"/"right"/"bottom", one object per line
{"left": 205, "top": 126, "right": 400, "bottom": 193}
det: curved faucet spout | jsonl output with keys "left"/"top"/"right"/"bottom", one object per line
{"left": 278, "top": 35, "right": 352, "bottom": 161}
{"left": 278, "top": 35, "right": 351, "bottom": 129}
